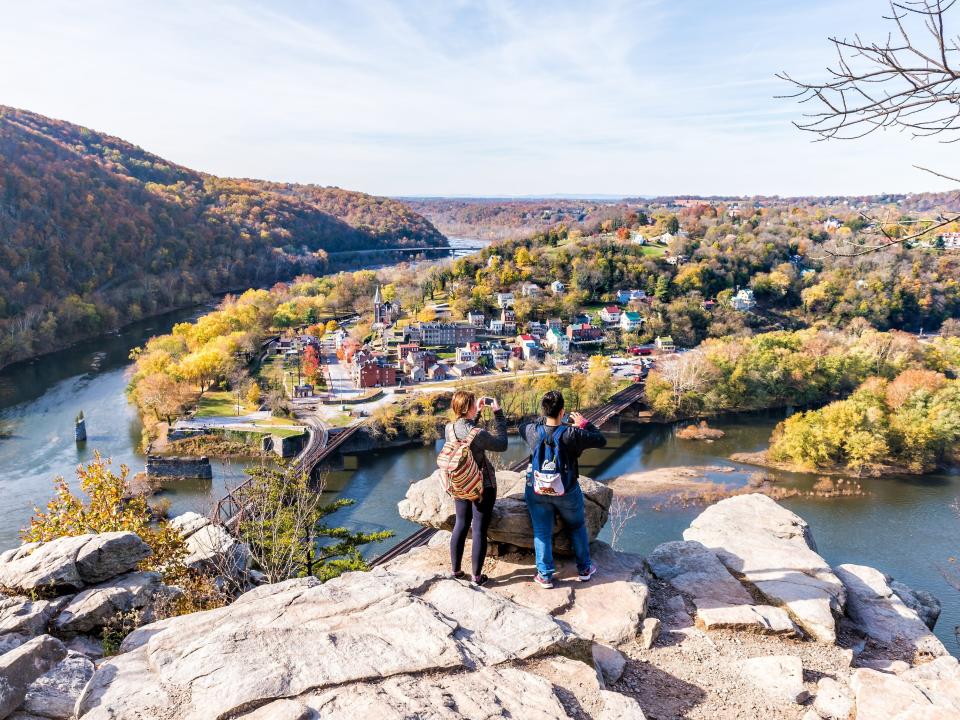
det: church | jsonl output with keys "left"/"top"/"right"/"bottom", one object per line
{"left": 373, "top": 285, "right": 401, "bottom": 327}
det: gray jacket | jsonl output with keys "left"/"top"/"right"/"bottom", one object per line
{"left": 444, "top": 410, "right": 508, "bottom": 489}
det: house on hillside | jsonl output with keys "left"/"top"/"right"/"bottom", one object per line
{"left": 521, "top": 282, "right": 543, "bottom": 298}
{"left": 467, "top": 311, "right": 486, "bottom": 327}
{"left": 544, "top": 327, "right": 570, "bottom": 354}
{"left": 426, "top": 363, "right": 450, "bottom": 381}
{"left": 516, "top": 334, "right": 543, "bottom": 362}
{"left": 550, "top": 280, "right": 565, "bottom": 294}
{"left": 619, "top": 311, "right": 644, "bottom": 332}
{"left": 546, "top": 318, "right": 564, "bottom": 331}
{"left": 655, "top": 335, "right": 675, "bottom": 352}
{"left": 730, "top": 288, "right": 756, "bottom": 312}
{"left": 616, "top": 289, "right": 646, "bottom": 304}
{"left": 451, "top": 361, "right": 485, "bottom": 378}
{"left": 456, "top": 342, "right": 482, "bottom": 364}
{"left": 630, "top": 231, "right": 647, "bottom": 245}
{"left": 599, "top": 305, "right": 621, "bottom": 325}
{"left": 567, "top": 323, "right": 604, "bottom": 347}
{"left": 495, "top": 292, "right": 515, "bottom": 308}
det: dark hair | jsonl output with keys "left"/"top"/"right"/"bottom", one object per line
{"left": 540, "top": 390, "right": 565, "bottom": 419}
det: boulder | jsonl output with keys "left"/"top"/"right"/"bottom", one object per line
{"left": 638, "top": 617, "right": 660, "bottom": 649}
{"left": 183, "top": 524, "right": 249, "bottom": 576}
{"left": 814, "top": 676, "right": 853, "bottom": 720}
{"left": 52, "top": 572, "right": 162, "bottom": 635}
{"left": 0, "top": 597, "right": 70, "bottom": 638}
{"left": 0, "top": 635, "right": 67, "bottom": 719}
{"left": 398, "top": 470, "right": 612, "bottom": 554}
{"left": 168, "top": 512, "right": 210, "bottom": 540}
{"left": 890, "top": 580, "right": 941, "bottom": 630}
{"left": 646, "top": 540, "right": 796, "bottom": 636}
{"left": 0, "top": 534, "right": 150, "bottom": 593}
{"left": 22, "top": 652, "right": 95, "bottom": 719}
{"left": 77, "top": 568, "right": 586, "bottom": 720}
{"left": 683, "top": 494, "right": 845, "bottom": 642}
{"left": 592, "top": 643, "right": 626, "bottom": 684}
{"left": 739, "top": 655, "right": 807, "bottom": 704}
{"left": 850, "top": 668, "right": 932, "bottom": 720}
{"left": 834, "top": 564, "right": 947, "bottom": 662}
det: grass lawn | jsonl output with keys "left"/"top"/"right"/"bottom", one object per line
{"left": 195, "top": 391, "right": 254, "bottom": 418}
{"left": 638, "top": 244, "right": 667, "bottom": 256}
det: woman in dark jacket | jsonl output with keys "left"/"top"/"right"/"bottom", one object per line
{"left": 444, "top": 389, "right": 507, "bottom": 585}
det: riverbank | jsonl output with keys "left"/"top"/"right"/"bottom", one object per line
{"left": 731, "top": 450, "right": 929, "bottom": 478}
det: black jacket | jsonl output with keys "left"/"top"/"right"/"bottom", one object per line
{"left": 445, "top": 410, "right": 508, "bottom": 489}
{"left": 519, "top": 418, "right": 607, "bottom": 489}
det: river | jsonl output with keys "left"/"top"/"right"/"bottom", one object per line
{"left": 0, "top": 241, "right": 957, "bottom": 653}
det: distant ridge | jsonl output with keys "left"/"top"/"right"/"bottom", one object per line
{"left": 0, "top": 105, "right": 446, "bottom": 368}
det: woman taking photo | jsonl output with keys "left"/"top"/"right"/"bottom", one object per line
{"left": 444, "top": 390, "right": 507, "bottom": 586}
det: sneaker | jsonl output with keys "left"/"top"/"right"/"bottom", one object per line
{"left": 578, "top": 564, "right": 598, "bottom": 582}
{"left": 471, "top": 574, "right": 489, "bottom": 587}
{"left": 533, "top": 573, "right": 554, "bottom": 589}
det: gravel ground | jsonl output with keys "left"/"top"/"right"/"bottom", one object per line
{"left": 609, "top": 577, "right": 857, "bottom": 720}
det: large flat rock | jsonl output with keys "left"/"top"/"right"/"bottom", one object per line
{"left": 398, "top": 470, "right": 612, "bottom": 554}
{"left": 387, "top": 533, "right": 649, "bottom": 646}
{"left": 301, "top": 665, "right": 573, "bottom": 719}
{"left": 835, "top": 563, "right": 946, "bottom": 662}
{"left": 683, "top": 494, "right": 845, "bottom": 642}
{"left": 0, "top": 533, "right": 151, "bottom": 593}
{"left": 77, "top": 568, "right": 585, "bottom": 720}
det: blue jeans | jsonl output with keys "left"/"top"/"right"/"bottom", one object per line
{"left": 524, "top": 483, "right": 592, "bottom": 578}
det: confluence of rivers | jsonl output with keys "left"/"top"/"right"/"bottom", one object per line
{"left": 0, "top": 238, "right": 956, "bottom": 653}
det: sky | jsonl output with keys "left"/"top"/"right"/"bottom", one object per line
{"left": 1, "top": 0, "right": 957, "bottom": 197}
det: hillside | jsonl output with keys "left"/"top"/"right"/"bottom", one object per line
{"left": 0, "top": 106, "right": 446, "bottom": 369}
{"left": 403, "top": 197, "right": 633, "bottom": 241}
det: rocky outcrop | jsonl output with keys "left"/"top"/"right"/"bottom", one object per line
{"left": 0, "top": 533, "right": 151, "bottom": 592}
{"left": 398, "top": 470, "right": 612, "bottom": 554}
{"left": 183, "top": 523, "right": 250, "bottom": 576}
{"left": 683, "top": 493, "right": 845, "bottom": 643}
{"left": 51, "top": 571, "right": 162, "bottom": 635}
{"left": 388, "top": 531, "right": 649, "bottom": 646}
{"left": 77, "top": 568, "right": 594, "bottom": 720}
{"left": 0, "top": 635, "right": 67, "bottom": 719}
{"left": 834, "top": 563, "right": 947, "bottom": 662}
{"left": 646, "top": 540, "right": 796, "bottom": 636}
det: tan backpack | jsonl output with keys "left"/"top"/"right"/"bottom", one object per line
{"left": 437, "top": 426, "right": 484, "bottom": 501}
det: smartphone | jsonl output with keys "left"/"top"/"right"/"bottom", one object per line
{"left": 563, "top": 414, "right": 575, "bottom": 424}
{"left": 482, "top": 397, "right": 495, "bottom": 406}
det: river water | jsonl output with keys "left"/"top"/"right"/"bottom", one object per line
{"left": 0, "top": 242, "right": 956, "bottom": 653}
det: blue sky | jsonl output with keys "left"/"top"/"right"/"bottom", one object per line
{"left": 1, "top": 0, "right": 956, "bottom": 197}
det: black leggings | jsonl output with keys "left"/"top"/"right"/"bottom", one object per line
{"left": 450, "top": 485, "right": 496, "bottom": 577}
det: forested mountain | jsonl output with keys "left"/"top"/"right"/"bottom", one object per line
{"left": 0, "top": 106, "right": 445, "bottom": 368}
